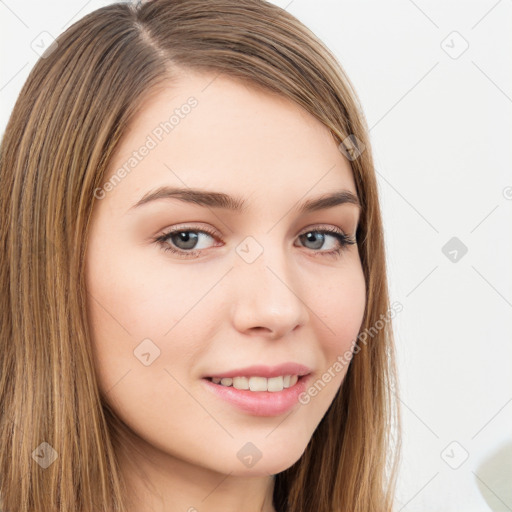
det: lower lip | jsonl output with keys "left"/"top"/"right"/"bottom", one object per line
{"left": 201, "top": 374, "right": 312, "bottom": 417}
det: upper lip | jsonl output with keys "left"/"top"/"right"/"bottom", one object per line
{"left": 205, "top": 363, "right": 313, "bottom": 379}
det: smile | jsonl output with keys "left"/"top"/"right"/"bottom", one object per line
{"left": 202, "top": 373, "right": 312, "bottom": 416}
{"left": 207, "top": 375, "right": 299, "bottom": 392}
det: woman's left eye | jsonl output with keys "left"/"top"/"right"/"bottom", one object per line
{"left": 153, "top": 226, "right": 356, "bottom": 259}
{"left": 296, "top": 228, "right": 356, "bottom": 257}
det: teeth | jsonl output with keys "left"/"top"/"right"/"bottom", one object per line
{"left": 232, "top": 376, "right": 249, "bottom": 389}
{"left": 210, "top": 375, "right": 299, "bottom": 391}
{"left": 249, "top": 376, "right": 269, "bottom": 392}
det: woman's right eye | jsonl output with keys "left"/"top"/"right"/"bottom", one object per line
{"left": 154, "top": 228, "right": 219, "bottom": 258}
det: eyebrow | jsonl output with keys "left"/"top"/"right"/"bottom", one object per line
{"left": 128, "top": 186, "right": 361, "bottom": 214}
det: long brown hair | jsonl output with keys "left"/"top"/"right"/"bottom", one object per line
{"left": 0, "top": 1, "right": 401, "bottom": 510}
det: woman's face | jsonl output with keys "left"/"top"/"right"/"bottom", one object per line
{"left": 85, "top": 70, "right": 366, "bottom": 479}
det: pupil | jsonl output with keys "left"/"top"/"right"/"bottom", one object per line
{"left": 304, "top": 232, "right": 324, "bottom": 250}
{"left": 173, "top": 231, "right": 198, "bottom": 250}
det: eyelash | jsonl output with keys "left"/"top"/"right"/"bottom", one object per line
{"left": 152, "top": 225, "right": 357, "bottom": 260}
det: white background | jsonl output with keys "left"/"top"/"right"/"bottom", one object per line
{"left": 1, "top": 1, "right": 511, "bottom": 510}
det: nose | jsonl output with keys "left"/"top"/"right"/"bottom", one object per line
{"left": 230, "top": 242, "right": 310, "bottom": 340}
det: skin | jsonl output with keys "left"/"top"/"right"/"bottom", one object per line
{"left": 85, "top": 69, "right": 366, "bottom": 512}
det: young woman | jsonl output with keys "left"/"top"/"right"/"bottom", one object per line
{"left": 0, "top": 1, "right": 401, "bottom": 510}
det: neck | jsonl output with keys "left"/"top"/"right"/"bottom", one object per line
{"left": 117, "top": 437, "right": 277, "bottom": 512}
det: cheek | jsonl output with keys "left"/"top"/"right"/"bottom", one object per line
{"left": 292, "top": 258, "right": 365, "bottom": 413}
{"left": 86, "top": 236, "right": 205, "bottom": 340}
{"left": 307, "top": 259, "right": 365, "bottom": 398}
{"left": 84, "top": 245, "right": 213, "bottom": 445}
{"left": 315, "top": 259, "right": 366, "bottom": 356}
{"left": 84, "top": 236, "right": 219, "bottom": 394}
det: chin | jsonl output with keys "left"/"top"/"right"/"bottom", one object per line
{"left": 233, "top": 447, "right": 306, "bottom": 477}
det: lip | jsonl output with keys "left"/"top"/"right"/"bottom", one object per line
{"left": 204, "top": 363, "right": 312, "bottom": 379}
{"left": 202, "top": 372, "right": 313, "bottom": 417}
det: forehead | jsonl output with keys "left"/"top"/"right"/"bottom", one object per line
{"left": 102, "top": 71, "right": 357, "bottom": 211}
